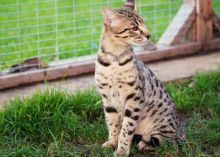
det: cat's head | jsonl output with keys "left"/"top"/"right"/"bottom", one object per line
{"left": 101, "top": 0, "right": 150, "bottom": 46}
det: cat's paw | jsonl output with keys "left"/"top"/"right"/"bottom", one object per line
{"left": 137, "top": 141, "right": 154, "bottom": 152}
{"left": 102, "top": 140, "right": 117, "bottom": 148}
{"left": 113, "top": 150, "right": 129, "bottom": 157}
{"left": 137, "top": 141, "right": 146, "bottom": 152}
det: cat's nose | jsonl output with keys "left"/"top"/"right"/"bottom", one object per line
{"left": 146, "top": 33, "right": 151, "bottom": 39}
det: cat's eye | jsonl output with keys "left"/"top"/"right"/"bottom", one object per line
{"left": 131, "top": 26, "right": 138, "bottom": 31}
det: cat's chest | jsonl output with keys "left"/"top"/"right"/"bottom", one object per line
{"left": 95, "top": 61, "right": 137, "bottom": 86}
{"left": 95, "top": 61, "right": 139, "bottom": 106}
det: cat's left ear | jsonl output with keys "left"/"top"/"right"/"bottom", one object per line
{"left": 123, "top": 0, "right": 135, "bottom": 11}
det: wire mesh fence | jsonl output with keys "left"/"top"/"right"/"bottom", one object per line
{"left": 0, "top": 0, "right": 219, "bottom": 75}
{"left": 213, "top": 0, "right": 220, "bottom": 38}
{"left": 0, "top": 0, "right": 184, "bottom": 73}
{"left": 213, "top": 0, "right": 220, "bottom": 16}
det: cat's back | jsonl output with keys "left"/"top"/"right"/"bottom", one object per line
{"left": 135, "top": 60, "right": 185, "bottom": 141}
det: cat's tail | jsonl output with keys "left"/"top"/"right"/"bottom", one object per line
{"left": 124, "top": 0, "right": 135, "bottom": 11}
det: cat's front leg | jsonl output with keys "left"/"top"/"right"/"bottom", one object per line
{"left": 102, "top": 98, "right": 121, "bottom": 148}
{"left": 114, "top": 93, "right": 143, "bottom": 157}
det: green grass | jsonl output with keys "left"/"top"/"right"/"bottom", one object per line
{"left": 0, "top": 69, "right": 220, "bottom": 157}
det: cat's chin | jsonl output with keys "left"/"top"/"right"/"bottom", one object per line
{"left": 130, "top": 41, "right": 149, "bottom": 46}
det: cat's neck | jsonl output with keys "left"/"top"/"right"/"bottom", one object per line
{"left": 98, "top": 26, "right": 131, "bottom": 56}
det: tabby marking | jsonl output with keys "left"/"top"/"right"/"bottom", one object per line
{"left": 95, "top": 1, "right": 185, "bottom": 156}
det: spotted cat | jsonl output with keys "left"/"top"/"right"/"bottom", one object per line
{"left": 95, "top": 0, "right": 185, "bottom": 156}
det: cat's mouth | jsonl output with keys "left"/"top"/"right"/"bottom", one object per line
{"left": 132, "top": 40, "right": 149, "bottom": 46}
{"left": 134, "top": 37, "right": 149, "bottom": 44}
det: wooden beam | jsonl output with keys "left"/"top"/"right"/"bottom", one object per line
{"left": 137, "top": 42, "right": 201, "bottom": 62}
{"left": 185, "top": 21, "right": 196, "bottom": 42}
{"left": 196, "top": 0, "right": 213, "bottom": 45}
{"left": 203, "top": 38, "right": 220, "bottom": 51}
{"left": 0, "top": 42, "right": 202, "bottom": 90}
{"left": 212, "top": 11, "right": 220, "bottom": 32}
{"left": 158, "top": 3, "right": 196, "bottom": 45}
{"left": 0, "top": 61, "right": 95, "bottom": 90}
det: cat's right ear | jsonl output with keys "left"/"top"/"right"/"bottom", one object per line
{"left": 101, "top": 7, "right": 120, "bottom": 27}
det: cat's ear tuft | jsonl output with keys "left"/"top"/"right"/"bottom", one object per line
{"left": 123, "top": 0, "right": 135, "bottom": 11}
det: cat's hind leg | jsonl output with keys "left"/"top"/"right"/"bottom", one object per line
{"left": 137, "top": 134, "right": 161, "bottom": 152}
{"left": 137, "top": 130, "right": 180, "bottom": 152}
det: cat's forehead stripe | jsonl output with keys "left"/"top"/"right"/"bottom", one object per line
{"left": 114, "top": 8, "right": 143, "bottom": 23}
{"left": 131, "top": 22, "right": 136, "bottom": 27}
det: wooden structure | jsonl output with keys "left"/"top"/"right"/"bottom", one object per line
{"left": 158, "top": 0, "right": 218, "bottom": 47}
{"left": 0, "top": 0, "right": 220, "bottom": 90}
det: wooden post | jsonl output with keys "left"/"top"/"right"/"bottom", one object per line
{"left": 158, "top": 0, "right": 196, "bottom": 45}
{"left": 196, "top": 0, "right": 213, "bottom": 48}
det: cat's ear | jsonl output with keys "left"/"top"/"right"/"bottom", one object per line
{"left": 101, "top": 7, "right": 122, "bottom": 27}
{"left": 123, "top": 0, "right": 135, "bottom": 11}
